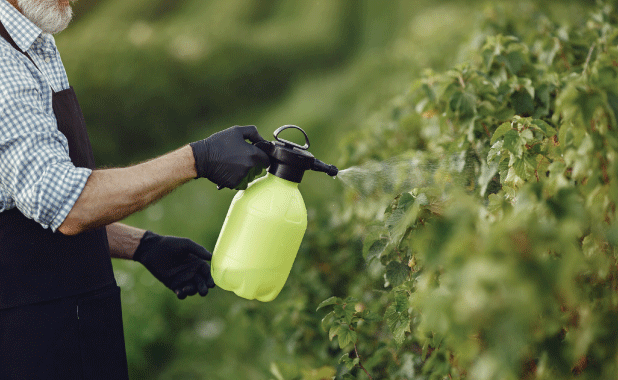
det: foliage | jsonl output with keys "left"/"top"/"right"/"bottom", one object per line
{"left": 310, "top": 2, "right": 618, "bottom": 379}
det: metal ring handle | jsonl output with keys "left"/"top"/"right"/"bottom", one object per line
{"left": 273, "top": 125, "right": 310, "bottom": 150}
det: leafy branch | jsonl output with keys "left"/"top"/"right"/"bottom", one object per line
{"left": 317, "top": 297, "right": 381, "bottom": 378}
{"left": 317, "top": 2, "right": 618, "bottom": 379}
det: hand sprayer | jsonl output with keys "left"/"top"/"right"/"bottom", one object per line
{"left": 211, "top": 125, "right": 338, "bottom": 301}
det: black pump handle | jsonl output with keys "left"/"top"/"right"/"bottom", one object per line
{"left": 273, "top": 125, "right": 310, "bottom": 150}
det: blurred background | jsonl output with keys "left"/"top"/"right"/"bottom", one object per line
{"left": 56, "top": 0, "right": 593, "bottom": 378}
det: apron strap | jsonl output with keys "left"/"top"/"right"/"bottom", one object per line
{"left": 0, "top": 18, "right": 115, "bottom": 311}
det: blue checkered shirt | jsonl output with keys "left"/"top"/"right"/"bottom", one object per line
{"left": 0, "top": 0, "right": 91, "bottom": 232}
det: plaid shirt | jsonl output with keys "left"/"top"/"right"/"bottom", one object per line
{"left": 0, "top": 0, "right": 90, "bottom": 232}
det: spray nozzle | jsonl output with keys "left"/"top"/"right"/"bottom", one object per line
{"left": 311, "top": 159, "right": 338, "bottom": 177}
{"left": 255, "top": 125, "right": 338, "bottom": 183}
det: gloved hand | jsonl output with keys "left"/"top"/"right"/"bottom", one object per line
{"left": 190, "top": 125, "right": 271, "bottom": 190}
{"left": 133, "top": 231, "right": 216, "bottom": 299}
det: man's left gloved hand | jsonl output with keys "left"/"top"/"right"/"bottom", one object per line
{"left": 133, "top": 231, "right": 216, "bottom": 299}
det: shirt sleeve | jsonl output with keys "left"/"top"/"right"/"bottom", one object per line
{"left": 0, "top": 53, "right": 91, "bottom": 232}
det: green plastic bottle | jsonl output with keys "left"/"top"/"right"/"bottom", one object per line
{"left": 211, "top": 126, "right": 338, "bottom": 302}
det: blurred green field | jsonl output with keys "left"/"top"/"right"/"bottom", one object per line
{"left": 60, "top": 0, "right": 485, "bottom": 253}
{"left": 54, "top": 0, "right": 593, "bottom": 378}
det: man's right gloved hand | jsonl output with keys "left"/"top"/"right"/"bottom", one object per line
{"left": 190, "top": 125, "right": 271, "bottom": 190}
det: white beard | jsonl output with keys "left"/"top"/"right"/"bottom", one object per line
{"left": 17, "top": 0, "right": 73, "bottom": 35}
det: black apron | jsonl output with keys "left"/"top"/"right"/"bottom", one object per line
{"left": 0, "top": 22, "right": 129, "bottom": 379}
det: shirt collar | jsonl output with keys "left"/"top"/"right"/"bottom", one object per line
{"left": 0, "top": 0, "right": 43, "bottom": 52}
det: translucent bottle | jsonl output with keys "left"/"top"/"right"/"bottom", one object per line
{"left": 211, "top": 126, "right": 338, "bottom": 302}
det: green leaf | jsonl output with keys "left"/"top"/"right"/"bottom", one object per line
{"left": 329, "top": 325, "right": 342, "bottom": 342}
{"left": 394, "top": 291, "right": 409, "bottom": 313}
{"left": 363, "top": 237, "right": 389, "bottom": 262}
{"left": 321, "top": 311, "right": 336, "bottom": 332}
{"left": 386, "top": 193, "right": 421, "bottom": 243}
{"left": 386, "top": 261, "right": 411, "bottom": 287}
{"left": 386, "top": 193, "right": 412, "bottom": 214}
{"left": 506, "top": 50, "right": 525, "bottom": 74}
{"left": 337, "top": 327, "right": 357, "bottom": 349}
{"left": 531, "top": 119, "right": 557, "bottom": 136}
{"left": 335, "top": 303, "right": 357, "bottom": 325}
{"left": 449, "top": 90, "right": 477, "bottom": 120}
{"left": 317, "top": 296, "right": 341, "bottom": 311}
{"left": 520, "top": 128, "right": 534, "bottom": 142}
{"left": 488, "top": 140, "right": 504, "bottom": 163}
{"left": 362, "top": 223, "right": 390, "bottom": 262}
{"left": 385, "top": 303, "right": 411, "bottom": 347}
{"left": 384, "top": 290, "right": 412, "bottom": 347}
{"left": 503, "top": 129, "right": 522, "bottom": 157}
{"left": 513, "top": 158, "right": 528, "bottom": 179}
{"left": 491, "top": 122, "right": 513, "bottom": 144}
{"left": 339, "top": 354, "right": 360, "bottom": 370}
{"left": 384, "top": 304, "right": 398, "bottom": 324}
{"left": 488, "top": 193, "right": 505, "bottom": 213}
{"left": 349, "top": 358, "right": 360, "bottom": 371}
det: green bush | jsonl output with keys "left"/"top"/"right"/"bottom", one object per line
{"left": 311, "top": 2, "right": 618, "bottom": 379}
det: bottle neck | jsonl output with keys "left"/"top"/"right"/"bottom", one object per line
{"left": 267, "top": 172, "right": 300, "bottom": 187}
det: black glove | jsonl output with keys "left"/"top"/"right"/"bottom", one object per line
{"left": 190, "top": 125, "right": 271, "bottom": 190}
{"left": 133, "top": 231, "right": 216, "bottom": 299}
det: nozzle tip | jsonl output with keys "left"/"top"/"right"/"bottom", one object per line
{"left": 312, "top": 159, "right": 338, "bottom": 177}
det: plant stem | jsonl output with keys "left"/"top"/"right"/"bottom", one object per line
{"left": 354, "top": 344, "right": 373, "bottom": 380}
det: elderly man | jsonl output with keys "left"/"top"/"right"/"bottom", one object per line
{"left": 0, "top": 0, "right": 270, "bottom": 378}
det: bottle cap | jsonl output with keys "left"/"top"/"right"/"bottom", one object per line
{"left": 255, "top": 125, "right": 338, "bottom": 183}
